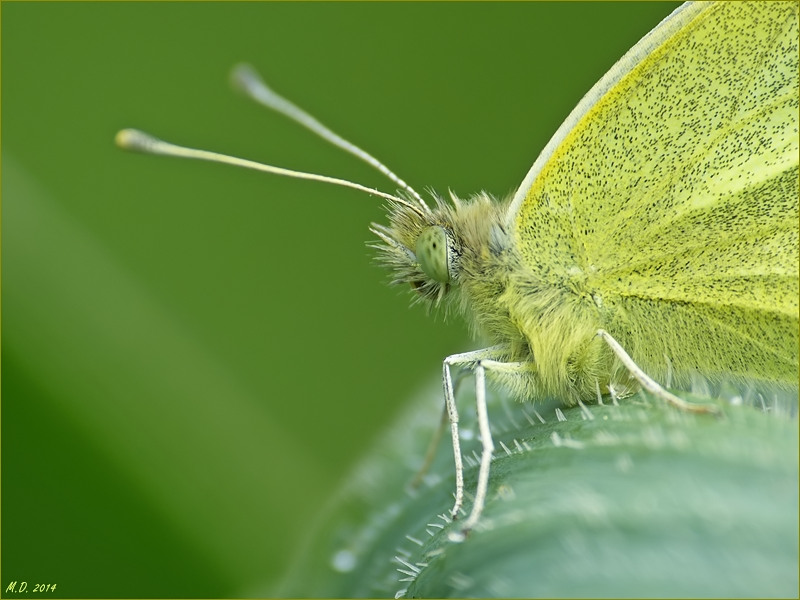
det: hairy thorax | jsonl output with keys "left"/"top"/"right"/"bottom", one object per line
{"left": 449, "top": 193, "right": 615, "bottom": 403}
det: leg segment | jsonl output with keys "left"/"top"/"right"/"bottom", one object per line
{"left": 597, "top": 329, "right": 720, "bottom": 415}
{"left": 442, "top": 346, "right": 534, "bottom": 538}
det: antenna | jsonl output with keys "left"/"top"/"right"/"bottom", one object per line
{"left": 115, "top": 128, "right": 426, "bottom": 216}
{"left": 230, "top": 63, "right": 431, "bottom": 213}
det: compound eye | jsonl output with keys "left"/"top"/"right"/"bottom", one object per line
{"left": 415, "top": 226, "right": 451, "bottom": 283}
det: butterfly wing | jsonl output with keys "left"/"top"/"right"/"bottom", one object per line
{"left": 512, "top": 1, "right": 799, "bottom": 384}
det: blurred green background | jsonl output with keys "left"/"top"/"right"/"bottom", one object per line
{"left": 2, "top": 2, "right": 679, "bottom": 597}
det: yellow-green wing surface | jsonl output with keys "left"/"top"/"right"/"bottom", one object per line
{"left": 513, "top": 1, "right": 799, "bottom": 385}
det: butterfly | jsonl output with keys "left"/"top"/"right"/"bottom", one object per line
{"left": 117, "top": 0, "right": 799, "bottom": 538}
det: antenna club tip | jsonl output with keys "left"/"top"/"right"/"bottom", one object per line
{"left": 115, "top": 128, "right": 159, "bottom": 152}
{"left": 230, "top": 63, "right": 258, "bottom": 90}
{"left": 230, "top": 63, "right": 274, "bottom": 97}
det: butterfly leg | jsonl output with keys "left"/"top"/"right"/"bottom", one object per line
{"left": 442, "top": 346, "right": 510, "bottom": 540}
{"left": 455, "top": 361, "right": 492, "bottom": 538}
{"left": 409, "top": 367, "right": 476, "bottom": 491}
{"left": 597, "top": 329, "right": 721, "bottom": 415}
{"left": 442, "top": 351, "right": 470, "bottom": 522}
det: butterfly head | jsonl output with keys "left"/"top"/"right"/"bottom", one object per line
{"left": 370, "top": 192, "right": 463, "bottom": 307}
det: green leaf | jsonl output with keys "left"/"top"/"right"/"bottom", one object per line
{"left": 275, "top": 382, "right": 798, "bottom": 598}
